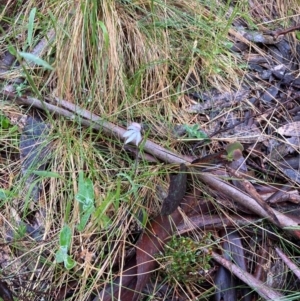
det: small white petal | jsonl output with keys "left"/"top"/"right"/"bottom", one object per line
{"left": 123, "top": 123, "right": 143, "bottom": 146}
{"left": 127, "top": 124, "right": 141, "bottom": 131}
{"left": 123, "top": 129, "right": 135, "bottom": 138}
{"left": 128, "top": 122, "right": 141, "bottom": 130}
{"left": 134, "top": 132, "right": 142, "bottom": 146}
{"left": 124, "top": 134, "right": 137, "bottom": 145}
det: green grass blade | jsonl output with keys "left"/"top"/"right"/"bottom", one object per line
{"left": 27, "top": 7, "right": 36, "bottom": 48}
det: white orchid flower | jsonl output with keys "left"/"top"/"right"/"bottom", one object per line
{"left": 123, "top": 122, "right": 142, "bottom": 146}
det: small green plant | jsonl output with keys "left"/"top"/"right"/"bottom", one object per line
{"left": 75, "top": 171, "right": 95, "bottom": 231}
{"left": 94, "top": 180, "right": 121, "bottom": 229}
{"left": 0, "top": 114, "right": 11, "bottom": 129}
{"left": 55, "top": 224, "right": 76, "bottom": 270}
{"left": 15, "top": 223, "right": 27, "bottom": 240}
{"left": 0, "top": 188, "right": 18, "bottom": 203}
{"left": 0, "top": 114, "right": 19, "bottom": 152}
{"left": 13, "top": 80, "right": 29, "bottom": 97}
{"left": 183, "top": 124, "right": 210, "bottom": 140}
{"left": 158, "top": 234, "right": 213, "bottom": 284}
{"left": 224, "top": 141, "right": 244, "bottom": 161}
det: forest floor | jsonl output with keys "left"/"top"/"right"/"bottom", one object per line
{"left": 1, "top": 1, "right": 300, "bottom": 300}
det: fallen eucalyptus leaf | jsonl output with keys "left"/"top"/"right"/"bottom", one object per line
{"left": 276, "top": 122, "right": 300, "bottom": 137}
{"left": 161, "top": 164, "right": 187, "bottom": 215}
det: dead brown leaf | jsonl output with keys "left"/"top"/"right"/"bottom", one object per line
{"left": 276, "top": 122, "right": 300, "bottom": 136}
{"left": 161, "top": 164, "right": 187, "bottom": 215}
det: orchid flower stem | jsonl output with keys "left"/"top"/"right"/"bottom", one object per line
{"left": 133, "top": 145, "right": 141, "bottom": 178}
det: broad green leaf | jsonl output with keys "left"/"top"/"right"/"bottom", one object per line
{"left": 77, "top": 205, "right": 95, "bottom": 231}
{"left": 0, "top": 115, "right": 11, "bottom": 129}
{"left": 140, "top": 208, "right": 148, "bottom": 228}
{"left": 75, "top": 172, "right": 95, "bottom": 231}
{"left": 64, "top": 255, "right": 76, "bottom": 270}
{"left": 224, "top": 41, "right": 234, "bottom": 49}
{"left": 55, "top": 247, "right": 67, "bottom": 263}
{"left": 75, "top": 171, "right": 94, "bottom": 209}
{"left": 195, "top": 131, "right": 209, "bottom": 139}
{"left": 18, "top": 52, "right": 54, "bottom": 70}
{"left": 59, "top": 225, "right": 72, "bottom": 248}
{"left": 27, "top": 8, "right": 36, "bottom": 47}
{"left": 226, "top": 141, "right": 243, "bottom": 153}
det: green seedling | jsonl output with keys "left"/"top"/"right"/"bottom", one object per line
{"left": 55, "top": 224, "right": 76, "bottom": 270}
{"left": 0, "top": 115, "right": 19, "bottom": 149}
{"left": 75, "top": 171, "right": 95, "bottom": 231}
{"left": 225, "top": 141, "right": 244, "bottom": 161}
{"left": 14, "top": 80, "right": 29, "bottom": 97}
{"left": 0, "top": 114, "right": 11, "bottom": 129}
{"left": 183, "top": 124, "right": 210, "bottom": 140}
{"left": 15, "top": 224, "right": 27, "bottom": 240}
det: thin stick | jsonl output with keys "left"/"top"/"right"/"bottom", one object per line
{"left": 196, "top": 172, "right": 300, "bottom": 239}
{"left": 1, "top": 90, "right": 189, "bottom": 164}
{"left": 207, "top": 249, "right": 285, "bottom": 300}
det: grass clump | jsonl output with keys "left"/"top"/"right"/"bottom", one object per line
{"left": 1, "top": 0, "right": 243, "bottom": 122}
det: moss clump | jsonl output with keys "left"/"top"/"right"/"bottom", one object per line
{"left": 158, "top": 234, "right": 212, "bottom": 284}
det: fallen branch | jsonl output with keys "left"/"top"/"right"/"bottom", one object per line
{"left": 177, "top": 214, "right": 258, "bottom": 234}
{"left": 275, "top": 247, "right": 300, "bottom": 281}
{"left": 207, "top": 249, "right": 285, "bottom": 301}
{"left": 196, "top": 171, "right": 300, "bottom": 239}
{"left": 1, "top": 90, "right": 188, "bottom": 164}
{"left": 3, "top": 89, "right": 300, "bottom": 238}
